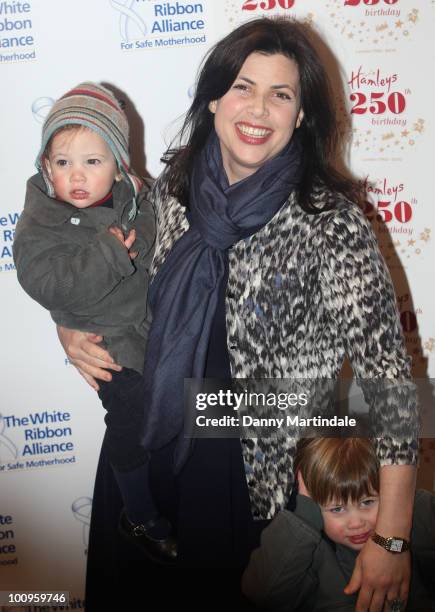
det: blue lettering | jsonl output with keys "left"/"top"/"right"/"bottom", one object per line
{"left": 6, "top": 461, "right": 24, "bottom": 469}
{"left": 8, "top": 212, "right": 19, "bottom": 224}
{"left": 0, "top": 2, "right": 31, "bottom": 15}
{"left": 22, "top": 441, "right": 74, "bottom": 455}
{"left": 0, "top": 33, "right": 33, "bottom": 46}
{"left": 0, "top": 48, "right": 35, "bottom": 60}
{"left": 29, "top": 410, "right": 71, "bottom": 425}
{"left": 1, "top": 246, "right": 12, "bottom": 257}
{"left": 151, "top": 18, "right": 205, "bottom": 33}
{"left": 4, "top": 262, "right": 15, "bottom": 270}
{"left": 24, "top": 426, "right": 72, "bottom": 440}
{"left": 3, "top": 415, "right": 28, "bottom": 427}
{"left": 3, "top": 229, "right": 14, "bottom": 241}
{"left": 135, "top": 39, "right": 152, "bottom": 48}
{"left": 154, "top": 2, "right": 203, "bottom": 17}
{"left": 0, "top": 544, "right": 15, "bottom": 554}
{"left": 0, "top": 17, "right": 31, "bottom": 31}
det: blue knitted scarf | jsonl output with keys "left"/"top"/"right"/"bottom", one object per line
{"left": 141, "top": 130, "right": 302, "bottom": 468}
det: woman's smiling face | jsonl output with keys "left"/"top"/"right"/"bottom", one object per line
{"left": 209, "top": 52, "right": 304, "bottom": 185}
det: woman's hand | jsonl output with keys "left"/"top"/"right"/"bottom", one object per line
{"left": 57, "top": 325, "right": 121, "bottom": 391}
{"left": 344, "top": 537, "right": 410, "bottom": 611}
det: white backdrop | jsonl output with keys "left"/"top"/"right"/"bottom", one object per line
{"left": 1, "top": 1, "right": 434, "bottom": 608}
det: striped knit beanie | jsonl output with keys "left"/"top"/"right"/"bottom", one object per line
{"left": 36, "top": 82, "right": 132, "bottom": 197}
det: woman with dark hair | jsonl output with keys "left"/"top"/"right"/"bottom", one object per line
{"left": 59, "top": 18, "right": 417, "bottom": 611}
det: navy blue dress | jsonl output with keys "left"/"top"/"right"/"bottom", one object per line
{"left": 85, "top": 269, "right": 265, "bottom": 610}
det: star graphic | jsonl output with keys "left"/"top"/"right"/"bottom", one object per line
{"left": 401, "top": 130, "right": 410, "bottom": 137}
{"left": 348, "top": 32, "right": 354, "bottom": 39}
{"left": 408, "top": 239, "right": 416, "bottom": 246}
{"left": 408, "top": 12, "right": 418, "bottom": 24}
{"left": 396, "top": 20, "right": 404, "bottom": 28}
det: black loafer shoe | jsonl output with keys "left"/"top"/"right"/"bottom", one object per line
{"left": 118, "top": 510, "right": 178, "bottom": 566}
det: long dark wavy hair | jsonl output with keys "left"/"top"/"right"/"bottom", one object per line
{"left": 163, "top": 18, "right": 359, "bottom": 211}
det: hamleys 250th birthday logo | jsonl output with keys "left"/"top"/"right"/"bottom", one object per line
{"left": 224, "top": 0, "right": 308, "bottom": 27}
{"left": 361, "top": 176, "right": 430, "bottom": 265}
{"left": 325, "top": 0, "right": 420, "bottom": 50}
{"left": 346, "top": 66, "right": 424, "bottom": 158}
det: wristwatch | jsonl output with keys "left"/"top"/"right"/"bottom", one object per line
{"left": 371, "top": 532, "right": 410, "bottom": 553}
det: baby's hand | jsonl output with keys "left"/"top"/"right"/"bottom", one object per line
{"left": 109, "top": 227, "right": 138, "bottom": 259}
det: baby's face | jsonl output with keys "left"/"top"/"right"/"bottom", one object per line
{"left": 45, "top": 128, "right": 119, "bottom": 208}
{"left": 320, "top": 494, "right": 379, "bottom": 551}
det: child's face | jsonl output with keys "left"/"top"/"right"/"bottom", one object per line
{"left": 320, "top": 494, "right": 379, "bottom": 552}
{"left": 45, "top": 128, "right": 120, "bottom": 208}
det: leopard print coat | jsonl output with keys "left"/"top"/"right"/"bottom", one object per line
{"left": 149, "top": 179, "right": 417, "bottom": 520}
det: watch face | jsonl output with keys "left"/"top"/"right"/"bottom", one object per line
{"left": 389, "top": 538, "right": 403, "bottom": 552}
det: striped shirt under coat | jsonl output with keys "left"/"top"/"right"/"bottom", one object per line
{"left": 149, "top": 178, "right": 418, "bottom": 520}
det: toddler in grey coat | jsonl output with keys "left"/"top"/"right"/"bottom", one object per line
{"left": 13, "top": 82, "right": 177, "bottom": 564}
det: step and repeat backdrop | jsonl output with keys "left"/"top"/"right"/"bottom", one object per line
{"left": 1, "top": 1, "right": 434, "bottom": 608}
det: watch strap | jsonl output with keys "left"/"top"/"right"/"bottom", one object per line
{"left": 371, "top": 532, "right": 410, "bottom": 553}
